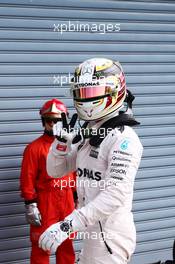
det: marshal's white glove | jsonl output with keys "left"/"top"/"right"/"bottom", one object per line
{"left": 38, "top": 209, "right": 86, "bottom": 253}
{"left": 25, "top": 203, "right": 41, "bottom": 226}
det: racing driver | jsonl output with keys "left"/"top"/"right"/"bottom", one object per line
{"left": 39, "top": 58, "right": 143, "bottom": 264}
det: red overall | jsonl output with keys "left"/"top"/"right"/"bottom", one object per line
{"left": 20, "top": 133, "right": 75, "bottom": 264}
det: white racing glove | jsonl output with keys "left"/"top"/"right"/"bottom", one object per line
{"left": 39, "top": 209, "right": 86, "bottom": 253}
{"left": 52, "top": 113, "right": 78, "bottom": 156}
{"left": 25, "top": 203, "right": 41, "bottom": 226}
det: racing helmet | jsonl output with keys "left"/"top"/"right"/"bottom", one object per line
{"left": 40, "top": 99, "right": 67, "bottom": 125}
{"left": 71, "top": 58, "right": 127, "bottom": 121}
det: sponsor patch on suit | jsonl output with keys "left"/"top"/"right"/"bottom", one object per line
{"left": 89, "top": 149, "right": 99, "bottom": 159}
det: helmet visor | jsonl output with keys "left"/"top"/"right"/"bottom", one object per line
{"left": 73, "top": 86, "right": 112, "bottom": 101}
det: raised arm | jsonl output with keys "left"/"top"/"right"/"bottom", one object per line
{"left": 47, "top": 112, "right": 78, "bottom": 178}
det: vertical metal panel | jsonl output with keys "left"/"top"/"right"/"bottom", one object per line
{"left": 0, "top": 0, "right": 175, "bottom": 263}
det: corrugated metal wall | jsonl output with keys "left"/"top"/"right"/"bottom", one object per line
{"left": 0, "top": 0, "right": 175, "bottom": 263}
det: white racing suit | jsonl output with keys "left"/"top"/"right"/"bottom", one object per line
{"left": 47, "top": 121, "right": 143, "bottom": 264}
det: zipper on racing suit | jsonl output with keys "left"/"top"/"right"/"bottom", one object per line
{"left": 99, "top": 221, "right": 113, "bottom": 254}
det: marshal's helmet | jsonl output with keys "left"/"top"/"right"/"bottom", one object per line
{"left": 40, "top": 99, "right": 67, "bottom": 126}
{"left": 71, "top": 58, "right": 127, "bottom": 121}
